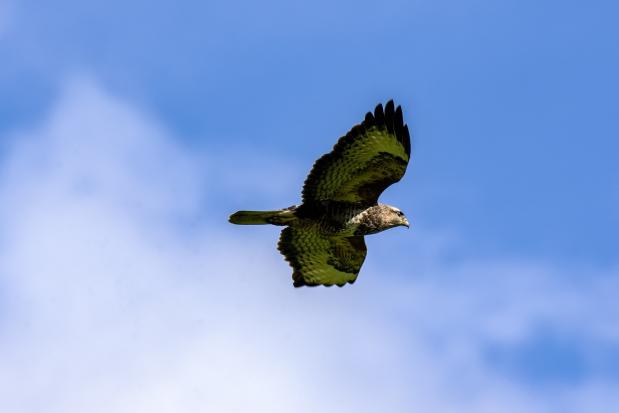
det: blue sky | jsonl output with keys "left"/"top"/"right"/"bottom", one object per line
{"left": 2, "top": 0, "right": 618, "bottom": 264}
{"left": 0, "top": 1, "right": 618, "bottom": 412}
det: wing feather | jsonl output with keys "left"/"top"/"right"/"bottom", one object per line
{"left": 277, "top": 226, "right": 367, "bottom": 287}
{"left": 302, "top": 100, "right": 411, "bottom": 204}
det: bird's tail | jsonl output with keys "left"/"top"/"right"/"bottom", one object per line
{"left": 228, "top": 206, "right": 297, "bottom": 226}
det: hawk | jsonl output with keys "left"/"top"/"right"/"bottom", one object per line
{"left": 229, "top": 100, "right": 411, "bottom": 287}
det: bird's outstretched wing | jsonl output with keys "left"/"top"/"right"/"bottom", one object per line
{"left": 302, "top": 100, "right": 411, "bottom": 204}
{"left": 277, "top": 226, "right": 367, "bottom": 287}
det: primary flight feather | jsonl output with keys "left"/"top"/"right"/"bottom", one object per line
{"left": 229, "top": 100, "right": 411, "bottom": 287}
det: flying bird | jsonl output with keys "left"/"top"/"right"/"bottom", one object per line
{"left": 229, "top": 100, "right": 411, "bottom": 287}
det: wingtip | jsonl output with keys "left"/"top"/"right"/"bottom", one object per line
{"left": 384, "top": 100, "right": 395, "bottom": 133}
{"left": 402, "top": 124, "right": 411, "bottom": 156}
{"left": 395, "top": 105, "right": 403, "bottom": 127}
{"left": 374, "top": 102, "right": 385, "bottom": 125}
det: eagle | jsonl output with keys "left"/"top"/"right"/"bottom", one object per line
{"left": 229, "top": 100, "right": 411, "bottom": 287}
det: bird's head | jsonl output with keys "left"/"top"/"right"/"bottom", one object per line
{"left": 383, "top": 205, "right": 410, "bottom": 229}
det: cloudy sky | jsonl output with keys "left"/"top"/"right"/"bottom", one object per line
{"left": 0, "top": 1, "right": 618, "bottom": 412}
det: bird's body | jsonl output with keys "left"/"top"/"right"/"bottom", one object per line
{"left": 229, "top": 100, "right": 411, "bottom": 287}
{"left": 291, "top": 202, "right": 406, "bottom": 236}
{"left": 238, "top": 202, "right": 404, "bottom": 235}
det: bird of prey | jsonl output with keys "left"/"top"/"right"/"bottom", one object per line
{"left": 229, "top": 100, "right": 411, "bottom": 287}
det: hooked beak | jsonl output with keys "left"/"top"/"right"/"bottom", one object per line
{"left": 402, "top": 217, "right": 410, "bottom": 229}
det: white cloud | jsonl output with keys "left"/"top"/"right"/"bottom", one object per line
{"left": 0, "top": 76, "right": 617, "bottom": 413}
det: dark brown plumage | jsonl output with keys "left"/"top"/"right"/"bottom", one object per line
{"left": 229, "top": 100, "right": 412, "bottom": 287}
